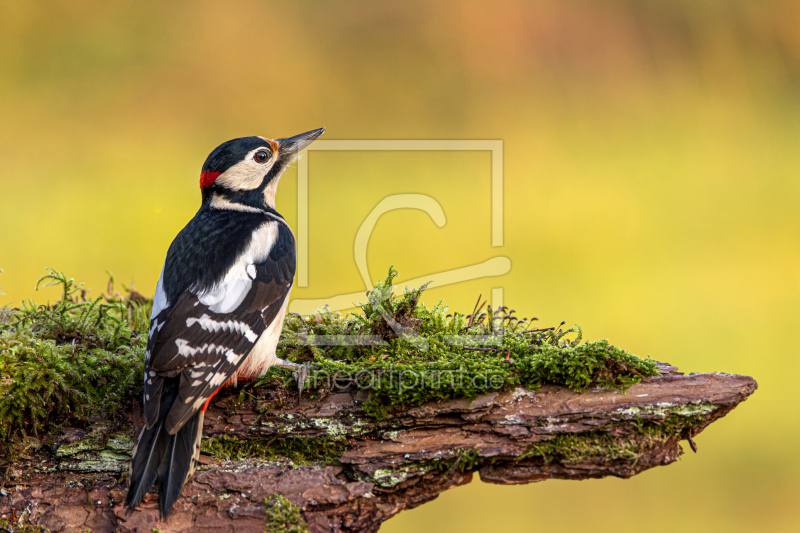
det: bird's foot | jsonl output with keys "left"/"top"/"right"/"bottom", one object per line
{"left": 274, "top": 359, "right": 311, "bottom": 400}
{"left": 292, "top": 362, "right": 311, "bottom": 400}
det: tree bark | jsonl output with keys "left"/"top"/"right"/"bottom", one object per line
{"left": 0, "top": 364, "right": 756, "bottom": 533}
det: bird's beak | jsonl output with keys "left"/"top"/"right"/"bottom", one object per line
{"left": 276, "top": 127, "right": 325, "bottom": 156}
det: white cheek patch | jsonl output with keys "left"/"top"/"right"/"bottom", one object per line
{"left": 214, "top": 147, "right": 277, "bottom": 191}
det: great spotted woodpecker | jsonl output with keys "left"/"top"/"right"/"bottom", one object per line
{"left": 126, "top": 128, "right": 324, "bottom": 518}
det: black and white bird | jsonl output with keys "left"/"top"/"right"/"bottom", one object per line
{"left": 126, "top": 128, "right": 324, "bottom": 518}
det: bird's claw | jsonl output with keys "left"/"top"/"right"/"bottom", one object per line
{"left": 292, "top": 362, "right": 311, "bottom": 400}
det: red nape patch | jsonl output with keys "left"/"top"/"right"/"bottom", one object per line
{"left": 200, "top": 171, "right": 221, "bottom": 189}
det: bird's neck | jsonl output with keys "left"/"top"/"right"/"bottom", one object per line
{"left": 206, "top": 193, "right": 266, "bottom": 213}
{"left": 203, "top": 193, "right": 286, "bottom": 224}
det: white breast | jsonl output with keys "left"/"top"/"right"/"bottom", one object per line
{"left": 235, "top": 287, "right": 291, "bottom": 378}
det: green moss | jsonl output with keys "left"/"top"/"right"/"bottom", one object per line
{"left": 449, "top": 447, "right": 482, "bottom": 472}
{"left": 0, "top": 267, "right": 659, "bottom": 455}
{"left": 201, "top": 434, "right": 346, "bottom": 465}
{"left": 271, "top": 267, "right": 659, "bottom": 418}
{"left": 264, "top": 494, "right": 308, "bottom": 533}
{"left": 518, "top": 412, "right": 708, "bottom": 465}
{"left": 433, "top": 447, "right": 482, "bottom": 481}
{"left": 0, "top": 270, "right": 147, "bottom": 453}
{"left": 521, "top": 432, "right": 643, "bottom": 464}
{"left": 0, "top": 518, "right": 49, "bottom": 532}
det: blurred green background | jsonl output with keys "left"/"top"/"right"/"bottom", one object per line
{"left": 1, "top": 1, "right": 798, "bottom": 531}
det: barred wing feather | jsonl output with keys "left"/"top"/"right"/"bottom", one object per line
{"left": 143, "top": 235, "right": 295, "bottom": 434}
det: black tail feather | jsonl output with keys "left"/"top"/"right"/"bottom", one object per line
{"left": 126, "top": 421, "right": 165, "bottom": 509}
{"left": 126, "top": 376, "right": 202, "bottom": 519}
{"left": 160, "top": 409, "right": 201, "bottom": 517}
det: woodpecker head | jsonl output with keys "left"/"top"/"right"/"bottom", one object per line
{"left": 199, "top": 127, "right": 325, "bottom": 211}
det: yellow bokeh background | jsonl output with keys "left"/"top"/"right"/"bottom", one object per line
{"left": 1, "top": 1, "right": 798, "bottom": 531}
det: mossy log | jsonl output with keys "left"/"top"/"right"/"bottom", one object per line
{"left": 0, "top": 363, "right": 755, "bottom": 533}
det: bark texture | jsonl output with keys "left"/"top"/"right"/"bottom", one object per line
{"left": 0, "top": 364, "right": 756, "bottom": 533}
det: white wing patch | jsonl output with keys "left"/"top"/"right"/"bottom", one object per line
{"left": 185, "top": 314, "right": 259, "bottom": 343}
{"left": 197, "top": 277, "right": 252, "bottom": 313}
{"left": 194, "top": 221, "right": 278, "bottom": 313}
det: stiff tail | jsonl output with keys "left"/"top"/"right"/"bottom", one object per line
{"left": 126, "top": 377, "right": 205, "bottom": 519}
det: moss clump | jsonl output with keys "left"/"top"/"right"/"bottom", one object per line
{"left": 434, "top": 447, "right": 482, "bottom": 481}
{"left": 270, "top": 267, "right": 659, "bottom": 417}
{"left": 200, "top": 435, "right": 346, "bottom": 465}
{"left": 264, "top": 494, "right": 308, "bottom": 533}
{"left": 521, "top": 432, "right": 643, "bottom": 464}
{"left": 0, "top": 270, "right": 148, "bottom": 451}
{"left": 518, "top": 412, "right": 708, "bottom": 465}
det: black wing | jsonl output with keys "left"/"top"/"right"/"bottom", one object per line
{"left": 144, "top": 219, "right": 295, "bottom": 435}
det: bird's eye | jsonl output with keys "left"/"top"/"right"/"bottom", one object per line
{"left": 254, "top": 150, "right": 269, "bottom": 163}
